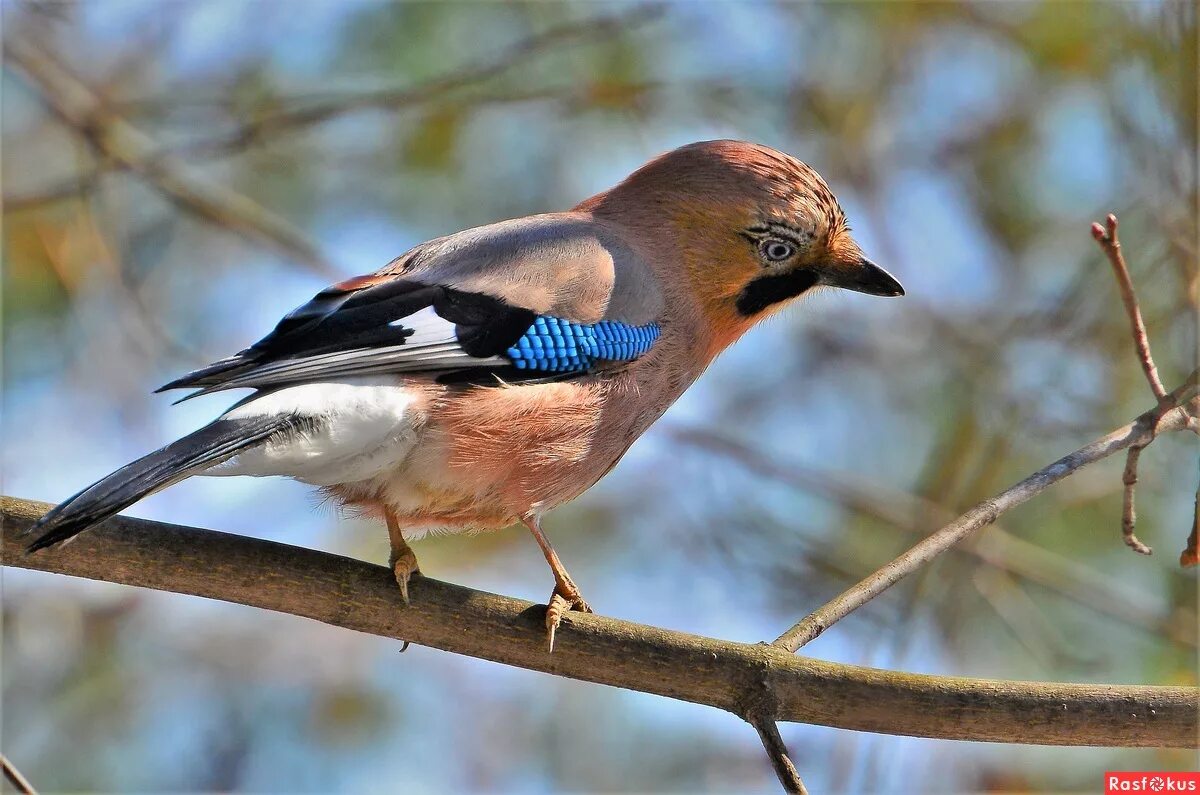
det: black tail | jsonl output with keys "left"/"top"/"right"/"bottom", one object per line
{"left": 25, "top": 415, "right": 298, "bottom": 553}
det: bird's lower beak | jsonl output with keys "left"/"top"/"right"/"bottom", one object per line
{"left": 825, "top": 257, "right": 905, "bottom": 297}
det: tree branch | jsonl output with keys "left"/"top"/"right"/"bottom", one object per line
{"left": 1091, "top": 213, "right": 1168, "bottom": 400}
{"left": 2, "top": 496, "right": 1196, "bottom": 749}
{"left": 1120, "top": 444, "right": 1154, "bottom": 555}
{"left": 772, "top": 393, "right": 1199, "bottom": 652}
{"left": 1091, "top": 213, "right": 1191, "bottom": 559}
{"left": 749, "top": 719, "right": 808, "bottom": 795}
{"left": 0, "top": 754, "right": 37, "bottom": 795}
{"left": 669, "top": 426, "right": 1199, "bottom": 648}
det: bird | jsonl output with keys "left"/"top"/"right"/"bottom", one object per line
{"left": 24, "top": 139, "right": 903, "bottom": 651}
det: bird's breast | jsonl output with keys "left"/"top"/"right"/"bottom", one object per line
{"left": 422, "top": 336, "right": 702, "bottom": 515}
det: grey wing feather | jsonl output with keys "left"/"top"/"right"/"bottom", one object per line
{"left": 161, "top": 213, "right": 664, "bottom": 397}
{"left": 388, "top": 213, "right": 664, "bottom": 325}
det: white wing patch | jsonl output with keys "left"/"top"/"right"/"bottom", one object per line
{"left": 204, "top": 377, "right": 427, "bottom": 486}
{"left": 391, "top": 306, "right": 454, "bottom": 344}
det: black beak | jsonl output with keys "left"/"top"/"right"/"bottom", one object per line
{"left": 828, "top": 258, "right": 905, "bottom": 297}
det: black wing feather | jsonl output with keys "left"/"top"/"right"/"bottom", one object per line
{"left": 158, "top": 278, "right": 537, "bottom": 395}
{"left": 431, "top": 289, "right": 536, "bottom": 357}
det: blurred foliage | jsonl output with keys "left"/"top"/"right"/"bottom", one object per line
{"left": 2, "top": 1, "right": 1197, "bottom": 793}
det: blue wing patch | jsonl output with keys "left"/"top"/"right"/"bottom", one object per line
{"left": 506, "top": 317, "right": 661, "bottom": 372}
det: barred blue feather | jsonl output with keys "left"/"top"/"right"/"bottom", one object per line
{"left": 506, "top": 316, "right": 661, "bottom": 372}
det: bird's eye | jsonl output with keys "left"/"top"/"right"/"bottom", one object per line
{"left": 759, "top": 239, "right": 795, "bottom": 263}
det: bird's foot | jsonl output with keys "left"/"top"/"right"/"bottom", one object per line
{"left": 545, "top": 576, "right": 591, "bottom": 653}
{"left": 390, "top": 547, "right": 421, "bottom": 606}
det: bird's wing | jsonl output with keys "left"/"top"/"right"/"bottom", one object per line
{"left": 159, "top": 213, "right": 665, "bottom": 398}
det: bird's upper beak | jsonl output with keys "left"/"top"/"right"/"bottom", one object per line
{"left": 825, "top": 256, "right": 907, "bottom": 297}
{"left": 822, "top": 256, "right": 904, "bottom": 297}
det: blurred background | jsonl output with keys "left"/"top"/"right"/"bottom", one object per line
{"left": 2, "top": 1, "right": 1197, "bottom": 792}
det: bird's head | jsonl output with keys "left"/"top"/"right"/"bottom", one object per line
{"left": 580, "top": 139, "right": 902, "bottom": 348}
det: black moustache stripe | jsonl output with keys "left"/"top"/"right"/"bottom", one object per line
{"left": 736, "top": 270, "right": 820, "bottom": 316}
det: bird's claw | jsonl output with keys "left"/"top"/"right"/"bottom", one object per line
{"left": 390, "top": 548, "right": 421, "bottom": 606}
{"left": 545, "top": 580, "right": 591, "bottom": 653}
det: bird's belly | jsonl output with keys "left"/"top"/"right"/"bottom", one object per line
{"left": 204, "top": 379, "right": 429, "bottom": 486}
{"left": 202, "top": 372, "right": 672, "bottom": 537}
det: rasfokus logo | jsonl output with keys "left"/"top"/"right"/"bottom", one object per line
{"left": 1106, "top": 772, "right": 1200, "bottom": 793}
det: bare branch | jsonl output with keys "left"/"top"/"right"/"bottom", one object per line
{"left": 2, "top": 496, "right": 1195, "bottom": 749}
{"left": 1090, "top": 214, "right": 1195, "bottom": 559}
{"left": 749, "top": 719, "right": 808, "bottom": 795}
{"left": 670, "top": 426, "right": 1199, "bottom": 647}
{"left": 1091, "top": 213, "right": 1168, "bottom": 400}
{"left": 3, "top": 35, "right": 338, "bottom": 277}
{"left": 1120, "top": 445, "right": 1154, "bottom": 555}
{"left": 1, "top": 754, "right": 38, "bottom": 795}
{"left": 772, "top": 394, "right": 1199, "bottom": 652}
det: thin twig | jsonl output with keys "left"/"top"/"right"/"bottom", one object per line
{"left": 1, "top": 754, "right": 38, "bottom": 795}
{"left": 669, "top": 426, "right": 1199, "bottom": 647}
{"left": 1091, "top": 213, "right": 1168, "bottom": 399}
{"left": 3, "top": 496, "right": 1196, "bottom": 749}
{"left": 1120, "top": 445, "right": 1153, "bottom": 555}
{"left": 750, "top": 719, "right": 808, "bottom": 795}
{"left": 771, "top": 393, "right": 1199, "bottom": 652}
{"left": 1090, "top": 213, "right": 1191, "bottom": 559}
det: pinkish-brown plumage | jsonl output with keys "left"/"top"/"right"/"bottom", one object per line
{"left": 27, "top": 140, "right": 902, "bottom": 648}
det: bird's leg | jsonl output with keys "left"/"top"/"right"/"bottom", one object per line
{"left": 385, "top": 508, "right": 421, "bottom": 605}
{"left": 521, "top": 514, "right": 591, "bottom": 652}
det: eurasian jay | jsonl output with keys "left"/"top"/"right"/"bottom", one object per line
{"left": 26, "top": 139, "right": 903, "bottom": 650}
